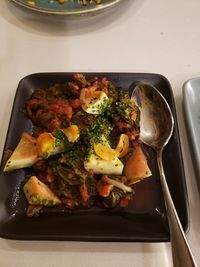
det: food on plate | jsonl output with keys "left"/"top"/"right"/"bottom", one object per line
{"left": 124, "top": 145, "right": 152, "bottom": 184}
{"left": 56, "top": 0, "right": 102, "bottom": 5}
{"left": 3, "top": 133, "right": 38, "bottom": 172}
{"left": 84, "top": 148, "right": 124, "bottom": 175}
{"left": 36, "top": 125, "right": 80, "bottom": 159}
{"left": 81, "top": 91, "right": 109, "bottom": 114}
{"left": 27, "top": 0, "right": 102, "bottom": 7}
{"left": 115, "top": 134, "right": 129, "bottom": 158}
{"left": 4, "top": 73, "right": 152, "bottom": 215}
{"left": 23, "top": 176, "right": 61, "bottom": 205}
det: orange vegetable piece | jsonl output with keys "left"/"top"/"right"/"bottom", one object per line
{"left": 124, "top": 146, "right": 152, "bottom": 185}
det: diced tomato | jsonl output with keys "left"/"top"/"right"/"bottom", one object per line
{"left": 85, "top": 89, "right": 92, "bottom": 100}
{"left": 120, "top": 196, "right": 129, "bottom": 208}
{"left": 79, "top": 86, "right": 97, "bottom": 104}
{"left": 101, "top": 77, "right": 108, "bottom": 86}
{"left": 65, "top": 105, "right": 73, "bottom": 119}
{"left": 47, "top": 104, "right": 58, "bottom": 112}
{"left": 26, "top": 98, "right": 42, "bottom": 116}
{"left": 33, "top": 89, "right": 46, "bottom": 100}
{"left": 73, "top": 73, "right": 84, "bottom": 80}
{"left": 35, "top": 109, "right": 43, "bottom": 119}
{"left": 85, "top": 86, "right": 96, "bottom": 99}
{"left": 100, "top": 184, "right": 113, "bottom": 197}
{"left": 80, "top": 88, "right": 93, "bottom": 103}
{"left": 46, "top": 167, "right": 55, "bottom": 183}
{"left": 97, "top": 180, "right": 113, "bottom": 197}
{"left": 80, "top": 184, "right": 89, "bottom": 202}
{"left": 48, "top": 118, "right": 61, "bottom": 132}
{"left": 71, "top": 99, "right": 84, "bottom": 108}
{"left": 47, "top": 99, "right": 72, "bottom": 119}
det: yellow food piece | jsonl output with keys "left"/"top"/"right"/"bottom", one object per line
{"left": 81, "top": 91, "right": 108, "bottom": 114}
{"left": 36, "top": 132, "right": 56, "bottom": 158}
{"left": 62, "top": 125, "right": 79, "bottom": 143}
{"left": 23, "top": 176, "right": 61, "bottom": 206}
{"left": 124, "top": 146, "right": 152, "bottom": 185}
{"left": 57, "top": 0, "right": 65, "bottom": 4}
{"left": 94, "top": 143, "right": 119, "bottom": 161}
{"left": 115, "top": 134, "right": 129, "bottom": 158}
{"left": 4, "top": 132, "right": 38, "bottom": 172}
{"left": 84, "top": 134, "right": 123, "bottom": 175}
{"left": 27, "top": 1, "right": 36, "bottom": 7}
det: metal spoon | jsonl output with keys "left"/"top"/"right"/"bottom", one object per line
{"left": 132, "top": 83, "right": 197, "bottom": 267}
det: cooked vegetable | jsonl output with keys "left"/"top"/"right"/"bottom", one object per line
{"left": 84, "top": 152, "right": 124, "bottom": 175}
{"left": 94, "top": 143, "right": 119, "bottom": 161}
{"left": 81, "top": 91, "right": 109, "bottom": 115}
{"left": 115, "top": 134, "right": 129, "bottom": 158}
{"left": 4, "top": 133, "right": 38, "bottom": 172}
{"left": 62, "top": 125, "right": 80, "bottom": 143}
{"left": 124, "top": 146, "right": 152, "bottom": 184}
{"left": 36, "top": 126, "right": 79, "bottom": 159}
{"left": 27, "top": 0, "right": 102, "bottom": 8}
{"left": 57, "top": 0, "right": 102, "bottom": 5}
{"left": 103, "top": 188, "right": 125, "bottom": 208}
{"left": 36, "top": 132, "right": 57, "bottom": 159}
{"left": 23, "top": 176, "right": 61, "bottom": 206}
{"left": 4, "top": 74, "right": 152, "bottom": 213}
{"left": 103, "top": 175, "right": 132, "bottom": 193}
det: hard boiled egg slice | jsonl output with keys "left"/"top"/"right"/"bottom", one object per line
{"left": 62, "top": 125, "right": 79, "bottom": 143}
{"left": 4, "top": 132, "right": 38, "bottom": 172}
{"left": 94, "top": 143, "right": 119, "bottom": 161}
{"left": 81, "top": 91, "right": 109, "bottom": 115}
{"left": 84, "top": 153, "right": 123, "bottom": 175}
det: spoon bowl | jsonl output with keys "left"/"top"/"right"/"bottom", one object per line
{"left": 132, "top": 83, "right": 197, "bottom": 267}
{"left": 137, "top": 84, "right": 174, "bottom": 151}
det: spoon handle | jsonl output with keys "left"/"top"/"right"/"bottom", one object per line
{"left": 157, "top": 153, "right": 197, "bottom": 267}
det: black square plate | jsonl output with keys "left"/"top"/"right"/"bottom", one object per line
{"left": 0, "top": 72, "right": 188, "bottom": 241}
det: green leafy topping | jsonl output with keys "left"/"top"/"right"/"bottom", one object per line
{"left": 30, "top": 195, "right": 55, "bottom": 206}
{"left": 52, "top": 130, "right": 69, "bottom": 148}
